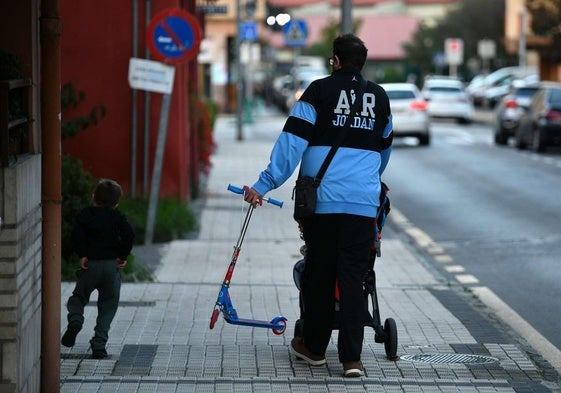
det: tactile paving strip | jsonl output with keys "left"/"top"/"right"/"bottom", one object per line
{"left": 112, "top": 344, "right": 158, "bottom": 375}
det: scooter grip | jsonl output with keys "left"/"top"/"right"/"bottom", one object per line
{"left": 227, "top": 184, "right": 244, "bottom": 194}
{"left": 227, "top": 184, "right": 283, "bottom": 207}
{"left": 266, "top": 197, "right": 283, "bottom": 208}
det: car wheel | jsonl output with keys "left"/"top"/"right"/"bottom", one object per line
{"left": 494, "top": 128, "right": 508, "bottom": 145}
{"left": 515, "top": 128, "right": 527, "bottom": 149}
{"left": 418, "top": 133, "right": 430, "bottom": 146}
{"left": 532, "top": 128, "right": 546, "bottom": 153}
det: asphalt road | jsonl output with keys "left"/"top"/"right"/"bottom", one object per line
{"left": 383, "top": 116, "right": 561, "bottom": 357}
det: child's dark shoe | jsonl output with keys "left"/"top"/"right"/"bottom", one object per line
{"left": 92, "top": 349, "right": 108, "bottom": 359}
{"left": 61, "top": 322, "right": 81, "bottom": 347}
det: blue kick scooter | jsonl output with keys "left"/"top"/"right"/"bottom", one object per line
{"left": 209, "top": 184, "right": 288, "bottom": 335}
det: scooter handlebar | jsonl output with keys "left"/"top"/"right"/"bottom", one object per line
{"left": 227, "top": 184, "right": 283, "bottom": 208}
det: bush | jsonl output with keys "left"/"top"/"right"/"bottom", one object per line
{"left": 61, "top": 155, "right": 97, "bottom": 280}
{"left": 118, "top": 197, "right": 197, "bottom": 244}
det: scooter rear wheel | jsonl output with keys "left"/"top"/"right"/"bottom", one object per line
{"left": 209, "top": 308, "right": 220, "bottom": 329}
{"left": 271, "top": 317, "right": 287, "bottom": 335}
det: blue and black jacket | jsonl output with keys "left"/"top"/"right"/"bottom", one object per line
{"left": 252, "top": 67, "right": 393, "bottom": 218}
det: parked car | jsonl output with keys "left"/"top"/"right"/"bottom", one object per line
{"left": 421, "top": 78, "right": 473, "bottom": 124}
{"left": 271, "top": 74, "right": 295, "bottom": 112}
{"left": 465, "top": 74, "right": 485, "bottom": 97}
{"left": 483, "top": 73, "right": 540, "bottom": 109}
{"left": 284, "top": 73, "right": 328, "bottom": 111}
{"left": 494, "top": 84, "right": 540, "bottom": 145}
{"left": 470, "top": 66, "right": 538, "bottom": 108}
{"left": 515, "top": 82, "right": 561, "bottom": 152}
{"left": 381, "top": 83, "right": 430, "bottom": 145}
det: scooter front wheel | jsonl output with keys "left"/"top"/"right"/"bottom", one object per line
{"left": 271, "top": 317, "right": 287, "bottom": 335}
{"left": 209, "top": 308, "right": 220, "bottom": 329}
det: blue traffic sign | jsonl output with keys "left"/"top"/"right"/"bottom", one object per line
{"left": 147, "top": 9, "right": 202, "bottom": 64}
{"left": 283, "top": 19, "right": 308, "bottom": 47}
{"left": 241, "top": 21, "right": 258, "bottom": 41}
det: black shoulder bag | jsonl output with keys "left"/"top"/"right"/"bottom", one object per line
{"left": 293, "top": 78, "right": 367, "bottom": 219}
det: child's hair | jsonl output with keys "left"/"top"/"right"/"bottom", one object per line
{"left": 93, "top": 179, "right": 122, "bottom": 208}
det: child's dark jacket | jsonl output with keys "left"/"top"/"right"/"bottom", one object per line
{"left": 72, "top": 206, "right": 134, "bottom": 261}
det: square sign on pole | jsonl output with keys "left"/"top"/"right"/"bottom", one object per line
{"left": 445, "top": 38, "right": 464, "bottom": 65}
{"left": 283, "top": 19, "right": 308, "bottom": 47}
{"left": 128, "top": 58, "right": 175, "bottom": 94}
{"left": 241, "top": 21, "right": 258, "bottom": 41}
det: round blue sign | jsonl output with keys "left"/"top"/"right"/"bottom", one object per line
{"left": 147, "top": 9, "right": 202, "bottom": 64}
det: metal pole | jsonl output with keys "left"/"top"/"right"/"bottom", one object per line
{"left": 235, "top": 0, "right": 243, "bottom": 140}
{"left": 144, "top": 0, "right": 151, "bottom": 198}
{"left": 518, "top": 7, "right": 526, "bottom": 68}
{"left": 145, "top": 93, "right": 172, "bottom": 244}
{"left": 40, "top": 0, "right": 62, "bottom": 390}
{"left": 131, "top": 0, "right": 138, "bottom": 197}
{"left": 341, "top": 0, "right": 352, "bottom": 34}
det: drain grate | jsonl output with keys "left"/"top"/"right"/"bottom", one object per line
{"left": 400, "top": 353, "right": 499, "bottom": 364}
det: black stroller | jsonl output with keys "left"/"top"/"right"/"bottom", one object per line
{"left": 292, "top": 183, "right": 398, "bottom": 360}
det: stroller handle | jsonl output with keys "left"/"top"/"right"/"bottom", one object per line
{"left": 227, "top": 184, "right": 283, "bottom": 208}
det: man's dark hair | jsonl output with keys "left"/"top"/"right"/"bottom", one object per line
{"left": 333, "top": 34, "right": 368, "bottom": 70}
{"left": 93, "top": 179, "right": 122, "bottom": 208}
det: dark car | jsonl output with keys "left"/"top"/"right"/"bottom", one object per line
{"left": 515, "top": 82, "right": 561, "bottom": 152}
{"left": 494, "top": 85, "right": 540, "bottom": 145}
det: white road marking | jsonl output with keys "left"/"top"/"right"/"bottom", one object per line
{"left": 473, "top": 286, "right": 561, "bottom": 374}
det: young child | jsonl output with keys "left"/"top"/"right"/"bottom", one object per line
{"left": 61, "top": 179, "right": 134, "bottom": 359}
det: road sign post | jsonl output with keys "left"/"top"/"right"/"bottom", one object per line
{"left": 445, "top": 38, "right": 464, "bottom": 77}
{"left": 143, "top": 8, "right": 201, "bottom": 244}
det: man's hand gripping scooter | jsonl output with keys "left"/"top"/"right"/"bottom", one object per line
{"left": 209, "top": 184, "right": 288, "bottom": 335}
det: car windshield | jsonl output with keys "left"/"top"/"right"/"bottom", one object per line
{"left": 516, "top": 87, "right": 539, "bottom": 97}
{"left": 387, "top": 90, "right": 416, "bottom": 100}
{"left": 429, "top": 86, "right": 462, "bottom": 93}
{"left": 549, "top": 89, "right": 561, "bottom": 105}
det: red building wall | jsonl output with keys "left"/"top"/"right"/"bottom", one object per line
{"left": 60, "top": 0, "right": 199, "bottom": 200}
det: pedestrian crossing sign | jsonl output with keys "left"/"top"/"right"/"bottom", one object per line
{"left": 283, "top": 19, "right": 308, "bottom": 47}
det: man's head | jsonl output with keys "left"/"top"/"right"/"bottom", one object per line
{"left": 331, "top": 34, "right": 368, "bottom": 71}
{"left": 93, "top": 179, "right": 122, "bottom": 208}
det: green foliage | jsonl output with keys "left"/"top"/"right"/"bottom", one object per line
{"left": 61, "top": 83, "right": 107, "bottom": 139}
{"left": 527, "top": 0, "right": 561, "bottom": 63}
{"left": 61, "top": 155, "right": 97, "bottom": 264}
{"left": 403, "top": 0, "right": 516, "bottom": 77}
{"left": 118, "top": 197, "right": 197, "bottom": 245}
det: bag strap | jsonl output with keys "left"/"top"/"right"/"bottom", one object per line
{"left": 311, "top": 77, "right": 367, "bottom": 186}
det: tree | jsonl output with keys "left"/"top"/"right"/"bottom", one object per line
{"left": 526, "top": 0, "right": 561, "bottom": 63}
{"left": 403, "top": 0, "right": 516, "bottom": 79}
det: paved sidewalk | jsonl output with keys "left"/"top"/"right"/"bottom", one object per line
{"left": 60, "top": 108, "right": 560, "bottom": 392}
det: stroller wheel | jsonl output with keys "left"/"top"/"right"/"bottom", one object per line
{"left": 209, "top": 308, "right": 220, "bottom": 330}
{"left": 383, "top": 318, "right": 399, "bottom": 361}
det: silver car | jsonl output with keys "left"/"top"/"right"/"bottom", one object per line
{"left": 381, "top": 83, "right": 430, "bottom": 146}
{"left": 494, "top": 85, "right": 540, "bottom": 145}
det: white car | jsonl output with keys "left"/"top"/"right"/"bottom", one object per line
{"left": 422, "top": 78, "right": 473, "bottom": 124}
{"left": 381, "top": 83, "right": 430, "bottom": 145}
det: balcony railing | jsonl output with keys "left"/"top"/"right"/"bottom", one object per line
{"left": 0, "top": 78, "right": 32, "bottom": 167}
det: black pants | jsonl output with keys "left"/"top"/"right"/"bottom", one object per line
{"left": 66, "top": 259, "right": 121, "bottom": 351}
{"left": 300, "top": 213, "right": 375, "bottom": 363}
